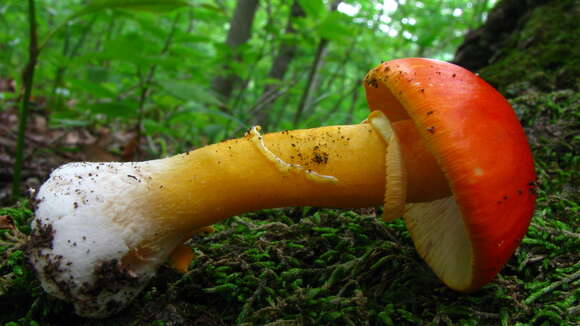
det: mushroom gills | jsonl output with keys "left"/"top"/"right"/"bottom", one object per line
{"left": 404, "top": 197, "right": 473, "bottom": 291}
{"left": 368, "top": 111, "right": 407, "bottom": 221}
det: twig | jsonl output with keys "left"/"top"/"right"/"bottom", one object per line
{"left": 12, "top": 0, "right": 39, "bottom": 200}
{"left": 236, "top": 272, "right": 272, "bottom": 323}
{"left": 471, "top": 310, "right": 500, "bottom": 319}
{"left": 134, "top": 13, "right": 181, "bottom": 159}
{"left": 532, "top": 223, "right": 580, "bottom": 239}
{"left": 524, "top": 270, "right": 580, "bottom": 305}
{"left": 568, "top": 305, "right": 580, "bottom": 316}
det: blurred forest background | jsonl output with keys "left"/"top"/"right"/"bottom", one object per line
{"left": 0, "top": 0, "right": 496, "bottom": 202}
{"left": 1, "top": 0, "right": 578, "bottom": 325}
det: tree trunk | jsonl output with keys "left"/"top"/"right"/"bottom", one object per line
{"left": 453, "top": 0, "right": 550, "bottom": 73}
{"left": 211, "top": 0, "right": 260, "bottom": 110}
{"left": 453, "top": 0, "right": 577, "bottom": 95}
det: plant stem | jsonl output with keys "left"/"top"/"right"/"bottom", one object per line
{"left": 12, "top": 0, "right": 39, "bottom": 201}
{"left": 133, "top": 13, "right": 181, "bottom": 159}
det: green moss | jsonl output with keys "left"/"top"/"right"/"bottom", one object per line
{"left": 0, "top": 202, "right": 42, "bottom": 325}
{"left": 479, "top": 0, "right": 580, "bottom": 96}
{"left": 0, "top": 202, "right": 34, "bottom": 235}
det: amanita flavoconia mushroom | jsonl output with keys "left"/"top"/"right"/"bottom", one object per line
{"left": 29, "top": 58, "right": 536, "bottom": 318}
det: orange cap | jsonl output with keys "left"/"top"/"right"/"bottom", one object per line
{"left": 365, "top": 58, "right": 537, "bottom": 291}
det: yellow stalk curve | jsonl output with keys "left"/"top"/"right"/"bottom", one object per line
{"left": 124, "top": 119, "right": 450, "bottom": 270}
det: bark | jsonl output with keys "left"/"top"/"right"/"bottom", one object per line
{"left": 212, "top": 0, "right": 260, "bottom": 110}
{"left": 253, "top": 1, "right": 305, "bottom": 127}
{"left": 453, "top": 0, "right": 578, "bottom": 94}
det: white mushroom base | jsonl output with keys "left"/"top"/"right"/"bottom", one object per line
{"left": 29, "top": 161, "right": 182, "bottom": 318}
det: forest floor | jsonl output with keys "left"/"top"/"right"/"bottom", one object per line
{"left": 0, "top": 85, "right": 578, "bottom": 325}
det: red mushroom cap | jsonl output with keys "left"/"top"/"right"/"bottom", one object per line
{"left": 364, "top": 58, "right": 537, "bottom": 291}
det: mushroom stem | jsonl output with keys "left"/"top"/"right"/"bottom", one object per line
{"left": 145, "top": 121, "right": 451, "bottom": 232}
{"left": 159, "top": 124, "right": 386, "bottom": 228}
{"left": 30, "top": 117, "right": 450, "bottom": 317}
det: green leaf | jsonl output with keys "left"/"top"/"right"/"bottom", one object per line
{"left": 157, "top": 80, "right": 221, "bottom": 106}
{"left": 76, "top": 0, "right": 193, "bottom": 16}
{"left": 297, "top": 0, "right": 325, "bottom": 18}
{"left": 192, "top": 5, "right": 225, "bottom": 22}
{"left": 318, "top": 12, "right": 353, "bottom": 42}
{"left": 87, "top": 101, "right": 138, "bottom": 118}
{"left": 40, "top": 0, "right": 193, "bottom": 52}
{"left": 188, "top": 103, "right": 244, "bottom": 126}
{"left": 143, "top": 119, "right": 175, "bottom": 136}
{"left": 85, "top": 66, "right": 110, "bottom": 84}
{"left": 69, "top": 79, "right": 115, "bottom": 98}
{"left": 87, "top": 35, "right": 151, "bottom": 63}
{"left": 175, "top": 33, "right": 212, "bottom": 44}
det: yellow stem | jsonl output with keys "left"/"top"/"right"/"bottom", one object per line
{"left": 119, "top": 121, "right": 452, "bottom": 271}
{"left": 152, "top": 124, "right": 387, "bottom": 231}
{"left": 146, "top": 121, "right": 449, "bottom": 234}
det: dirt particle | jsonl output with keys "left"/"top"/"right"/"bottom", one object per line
{"left": 79, "top": 259, "right": 141, "bottom": 297}
{"left": 127, "top": 175, "right": 140, "bottom": 182}
{"left": 29, "top": 220, "right": 54, "bottom": 250}
{"left": 312, "top": 152, "right": 329, "bottom": 165}
{"left": 366, "top": 77, "right": 379, "bottom": 88}
{"left": 427, "top": 127, "right": 436, "bottom": 134}
{"left": 528, "top": 180, "right": 539, "bottom": 195}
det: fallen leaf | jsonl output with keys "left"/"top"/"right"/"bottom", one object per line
{"left": 0, "top": 215, "right": 14, "bottom": 230}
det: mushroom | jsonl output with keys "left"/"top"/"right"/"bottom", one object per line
{"left": 28, "top": 58, "right": 536, "bottom": 318}
{"left": 364, "top": 58, "right": 537, "bottom": 291}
